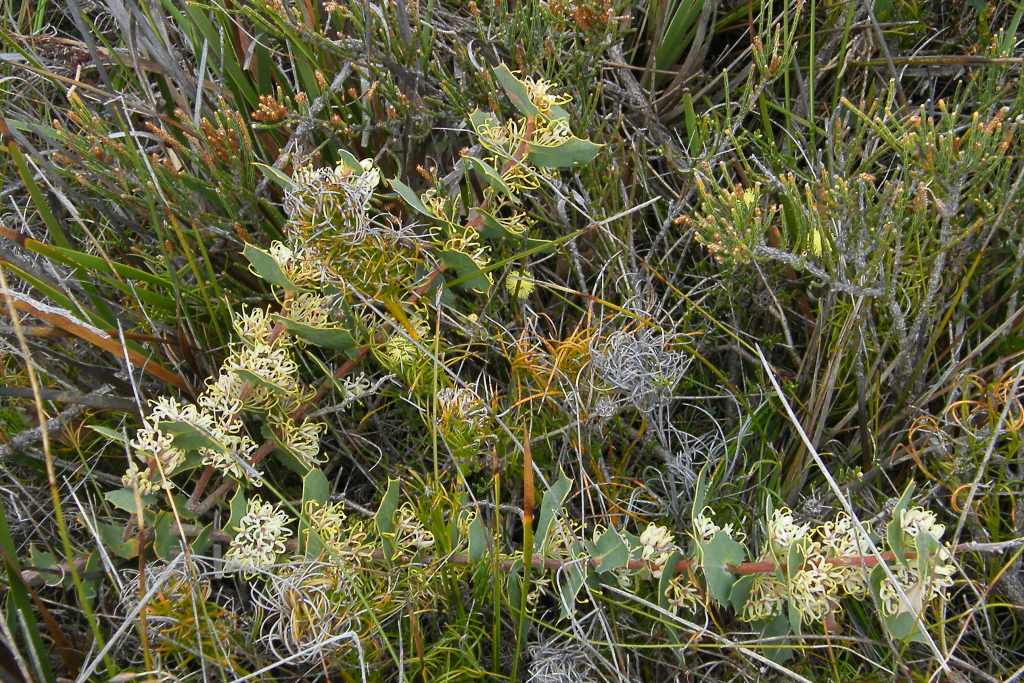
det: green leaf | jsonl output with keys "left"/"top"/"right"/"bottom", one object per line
{"left": 81, "top": 551, "right": 103, "bottom": 604}
{"left": 887, "top": 482, "right": 916, "bottom": 566}
{"left": 191, "top": 525, "right": 214, "bottom": 556}
{"left": 30, "top": 242, "right": 172, "bottom": 290}
{"left": 869, "top": 564, "right": 928, "bottom": 643}
{"left": 388, "top": 177, "right": 433, "bottom": 217}
{"left": 729, "top": 574, "right": 756, "bottom": 613}
{"left": 506, "top": 557, "right": 524, "bottom": 621}
{"left": 271, "top": 314, "right": 359, "bottom": 356}
{"left": 468, "top": 515, "right": 490, "bottom": 561}
{"left": 590, "top": 529, "right": 629, "bottom": 574}
{"left": 698, "top": 531, "right": 745, "bottom": 606}
{"left": 97, "top": 522, "right": 139, "bottom": 559}
{"left": 469, "top": 109, "right": 500, "bottom": 133}
{"left": 474, "top": 210, "right": 556, "bottom": 253}
{"left": 493, "top": 63, "right": 539, "bottom": 117}
{"left": 233, "top": 368, "right": 292, "bottom": 399}
{"left": 88, "top": 425, "right": 127, "bottom": 444}
{"left": 549, "top": 104, "right": 571, "bottom": 124}
{"left": 656, "top": 549, "right": 686, "bottom": 610}
{"left": 29, "top": 545, "right": 63, "bottom": 588}
{"left": 915, "top": 530, "right": 942, "bottom": 578}
{"left": 226, "top": 488, "right": 247, "bottom": 537}
{"left": 104, "top": 488, "right": 158, "bottom": 514}
{"left": 465, "top": 155, "right": 515, "bottom": 200}
{"left": 253, "top": 162, "right": 293, "bottom": 191}
{"left": 759, "top": 611, "right": 795, "bottom": 664}
{"left": 158, "top": 420, "right": 228, "bottom": 454}
{"left": 654, "top": 0, "right": 703, "bottom": 72}
{"left": 375, "top": 478, "right": 402, "bottom": 559}
{"left": 557, "top": 562, "right": 590, "bottom": 620}
{"left": 534, "top": 470, "right": 572, "bottom": 556}
{"left": 300, "top": 468, "right": 331, "bottom": 556}
{"left": 153, "top": 512, "right": 182, "bottom": 561}
{"left": 692, "top": 464, "right": 709, "bottom": 525}
{"left": 267, "top": 430, "right": 312, "bottom": 476}
{"left": 785, "top": 542, "right": 807, "bottom": 635}
{"left": 527, "top": 136, "right": 602, "bottom": 168}
{"left": 439, "top": 250, "right": 491, "bottom": 293}
{"left": 0, "top": 503, "right": 54, "bottom": 683}
{"left": 243, "top": 243, "right": 299, "bottom": 292}
{"left": 337, "top": 149, "right": 364, "bottom": 174}
{"left": 170, "top": 494, "right": 198, "bottom": 520}
{"left": 172, "top": 450, "right": 204, "bottom": 475}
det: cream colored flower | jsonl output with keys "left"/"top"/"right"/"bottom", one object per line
{"left": 768, "top": 507, "right": 810, "bottom": 550}
{"left": 742, "top": 570, "right": 787, "bottom": 622}
{"left": 789, "top": 555, "right": 839, "bottom": 623}
{"left": 269, "top": 241, "right": 294, "bottom": 268}
{"left": 226, "top": 496, "right": 293, "bottom": 573}
{"left": 900, "top": 507, "right": 946, "bottom": 542}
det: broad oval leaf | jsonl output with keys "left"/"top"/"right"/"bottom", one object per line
{"left": 469, "top": 109, "right": 500, "bottom": 134}
{"left": 887, "top": 482, "right": 916, "bottom": 567}
{"left": 439, "top": 249, "right": 491, "bottom": 293}
{"left": 728, "top": 573, "right": 756, "bottom": 613}
{"left": 388, "top": 177, "right": 434, "bottom": 217}
{"left": 253, "top": 162, "right": 293, "bottom": 191}
{"left": 557, "top": 562, "right": 590, "bottom": 620}
{"left": 534, "top": 470, "right": 573, "bottom": 556}
{"left": 153, "top": 512, "right": 181, "bottom": 561}
{"left": 493, "top": 63, "right": 539, "bottom": 117}
{"left": 89, "top": 425, "right": 127, "bottom": 444}
{"left": 465, "top": 155, "right": 516, "bottom": 200}
{"left": 869, "top": 564, "right": 928, "bottom": 643}
{"left": 105, "top": 488, "right": 158, "bottom": 513}
{"left": 243, "top": 243, "right": 299, "bottom": 292}
{"left": 300, "top": 468, "right": 331, "bottom": 556}
{"left": 698, "top": 531, "right": 745, "bottom": 606}
{"left": 527, "top": 137, "right": 602, "bottom": 168}
{"left": 270, "top": 314, "right": 359, "bottom": 355}
{"left": 97, "top": 522, "right": 139, "bottom": 559}
{"left": 785, "top": 542, "right": 807, "bottom": 635}
{"left": 29, "top": 545, "right": 64, "bottom": 587}
{"left": 468, "top": 515, "right": 490, "bottom": 561}
{"left": 375, "top": 478, "right": 402, "bottom": 560}
{"left": 233, "top": 368, "right": 291, "bottom": 398}
{"left": 226, "top": 487, "right": 247, "bottom": 536}
{"left": 158, "top": 420, "right": 228, "bottom": 454}
{"left": 473, "top": 210, "right": 556, "bottom": 253}
{"left": 591, "top": 528, "right": 629, "bottom": 574}
{"left": 336, "top": 149, "right": 364, "bottom": 175}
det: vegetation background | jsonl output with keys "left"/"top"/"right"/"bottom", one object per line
{"left": 0, "top": 0, "right": 1023, "bottom": 681}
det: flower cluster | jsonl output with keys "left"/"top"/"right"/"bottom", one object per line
{"left": 435, "top": 385, "right": 494, "bottom": 469}
{"left": 694, "top": 506, "right": 741, "bottom": 542}
{"left": 639, "top": 523, "right": 675, "bottom": 578}
{"left": 126, "top": 393, "right": 258, "bottom": 493}
{"left": 225, "top": 497, "right": 294, "bottom": 573}
{"left": 743, "top": 506, "right": 954, "bottom": 625}
{"left": 392, "top": 504, "right": 435, "bottom": 551}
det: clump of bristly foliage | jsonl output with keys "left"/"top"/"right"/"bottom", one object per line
{"left": 1, "top": 0, "right": 1023, "bottom": 681}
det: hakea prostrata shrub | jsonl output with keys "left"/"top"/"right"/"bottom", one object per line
{"left": 103, "top": 66, "right": 960, "bottom": 675}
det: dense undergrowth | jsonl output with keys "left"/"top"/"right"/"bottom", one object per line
{"left": 1, "top": 0, "right": 1023, "bottom": 681}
